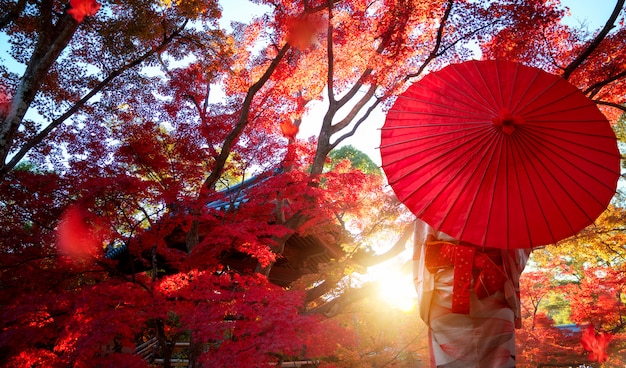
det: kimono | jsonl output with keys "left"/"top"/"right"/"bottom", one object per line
{"left": 413, "top": 219, "right": 531, "bottom": 368}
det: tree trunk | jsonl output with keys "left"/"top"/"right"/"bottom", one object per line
{"left": 0, "top": 11, "right": 79, "bottom": 171}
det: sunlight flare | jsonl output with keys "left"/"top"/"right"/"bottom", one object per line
{"left": 369, "top": 264, "right": 417, "bottom": 312}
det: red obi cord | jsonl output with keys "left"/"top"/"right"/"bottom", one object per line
{"left": 424, "top": 241, "right": 508, "bottom": 314}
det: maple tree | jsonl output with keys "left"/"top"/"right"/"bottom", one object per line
{"left": 517, "top": 204, "right": 626, "bottom": 367}
{"left": 1, "top": 0, "right": 625, "bottom": 367}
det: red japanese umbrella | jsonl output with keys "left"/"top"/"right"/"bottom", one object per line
{"left": 380, "top": 60, "right": 621, "bottom": 249}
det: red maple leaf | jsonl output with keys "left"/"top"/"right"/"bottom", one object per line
{"left": 68, "top": 0, "right": 101, "bottom": 23}
{"left": 581, "top": 324, "right": 612, "bottom": 363}
{"left": 56, "top": 205, "right": 109, "bottom": 259}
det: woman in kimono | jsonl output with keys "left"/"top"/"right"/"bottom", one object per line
{"left": 413, "top": 219, "right": 531, "bottom": 368}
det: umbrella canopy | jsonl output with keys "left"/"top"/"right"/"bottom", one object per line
{"left": 381, "top": 60, "right": 621, "bottom": 249}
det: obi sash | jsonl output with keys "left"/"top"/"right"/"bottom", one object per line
{"left": 423, "top": 241, "right": 509, "bottom": 314}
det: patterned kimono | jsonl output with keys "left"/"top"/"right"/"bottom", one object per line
{"left": 413, "top": 219, "right": 531, "bottom": 367}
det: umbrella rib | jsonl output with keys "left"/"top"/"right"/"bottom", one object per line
{"left": 471, "top": 61, "right": 502, "bottom": 111}
{"left": 529, "top": 118, "right": 611, "bottom": 124}
{"left": 513, "top": 74, "right": 563, "bottom": 115}
{"left": 510, "top": 67, "right": 542, "bottom": 114}
{"left": 492, "top": 61, "right": 508, "bottom": 106}
{"left": 525, "top": 124, "right": 617, "bottom": 141}
{"left": 504, "top": 135, "right": 511, "bottom": 248}
{"left": 383, "top": 126, "right": 492, "bottom": 182}
{"left": 510, "top": 133, "right": 562, "bottom": 244}
{"left": 493, "top": 60, "right": 505, "bottom": 108}
{"left": 384, "top": 108, "right": 489, "bottom": 122}
{"left": 430, "top": 68, "right": 498, "bottom": 115}
{"left": 521, "top": 91, "right": 598, "bottom": 119}
{"left": 395, "top": 128, "right": 495, "bottom": 210}
{"left": 523, "top": 125, "right": 619, "bottom": 177}
{"left": 522, "top": 127, "right": 619, "bottom": 200}
{"left": 509, "top": 134, "right": 551, "bottom": 247}
{"left": 455, "top": 128, "right": 503, "bottom": 246}
{"left": 394, "top": 84, "right": 494, "bottom": 117}
{"left": 425, "top": 132, "right": 498, "bottom": 229}
{"left": 506, "top": 63, "right": 521, "bottom": 109}
{"left": 435, "top": 127, "right": 502, "bottom": 241}
{"left": 452, "top": 62, "right": 500, "bottom": 110}
{"left": 479, "top": 132, "right": 505, "bottom": 247}
{"left": 379, "top": 124, "right": 487, "bottom": 152}
{"left": 515, "top": 130, "right": 597, "bottom": 235}
{"left": 380, "top": 121, "right": 487, "bottom": 129}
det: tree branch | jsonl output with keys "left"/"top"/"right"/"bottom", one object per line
{"left": 326, "top": 0, "right": 336, "bottom": 103}
{"left": 352, "top": 223, "right": 413, "bottom": 267}
{"left": 584, "top": 69, "right": 626, "bottom": 97}
{"left": 330, "top": 84, "right": 377, "bottom": 134}
{"left": 200, "top": 43, "right": 291, "bottom": 193}
{"left": 562, "top": 0, "right": 625, "bottom": 80}
{"left": 305, "top": 223, "right": 414, "bottom": 305}
{"left": 1, "top": 24, "right": 185, "bottom": 179}
{"left": 405, "top": 0, "right": 454, "bottom": 80}
{"left": 0, "top": 10, "right": 79, "bottom": 174}
{"left": 0, "top": 0, "right": 27, "bottom": 30}
{"left": 329, "top": 95, "right": 383, "bottom": 151}
{"left": 306, "top": 281, "right": 379, "bottom": 317}
{"left": 594, "top": 100, "right": 626, "bottom": 113}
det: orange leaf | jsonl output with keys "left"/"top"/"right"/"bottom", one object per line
{"left": 287, "top": 16, "right": 319, "bottom": 50}
{"left": 280, "top": 120, "right": 299, "bottom": 140}
{"left": 68, "top": 0, "right": 101, "bottom": 23}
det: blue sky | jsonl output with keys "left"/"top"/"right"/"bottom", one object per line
{"left": 561, "top": 0, "right": 621, "bottom": 28}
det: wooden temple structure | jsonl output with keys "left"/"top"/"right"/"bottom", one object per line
{"left": 107, "top": 171, "right": 345, "bottom": 287}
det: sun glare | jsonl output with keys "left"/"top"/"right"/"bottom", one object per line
{"left": 369, "top": 264, "right": 417, "bottom": 313}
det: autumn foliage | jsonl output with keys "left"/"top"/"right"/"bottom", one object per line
{"left": 0, "top": 0, "right": 625, "bottom": 367}
{"left": 516, "top": 205, "right": 626, "bottom": 367}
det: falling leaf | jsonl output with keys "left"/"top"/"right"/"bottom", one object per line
{"left": 280, "top": 120, "right": 299, "bottom": 140}
{"left": 0, "top": 92, "right": 10, "bottom": 118}
{"left": 286, "top": 16, "right": 320, "bottom": 50}
{"left": 581, "top": 324, "right": 612, "bottom": 363}
{"left": 68, "top": 0, "right": 101, "bottom": 23}
{"left": 56, "top": 205, "right": 109, "bottom": 259}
